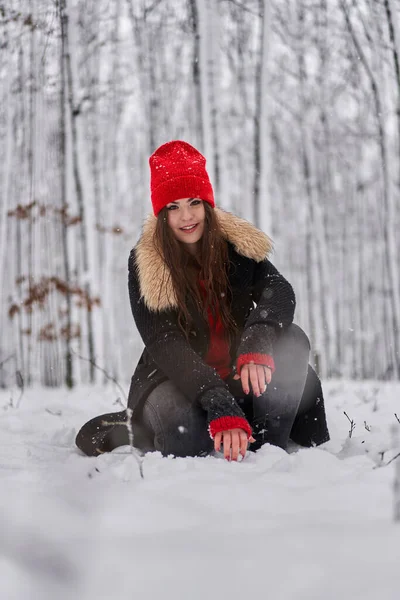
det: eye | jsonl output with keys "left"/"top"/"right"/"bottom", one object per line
{"left": 190, "top": 200, "right": 201, "bottom": 206}
{"left": 167, "top": 205, "right": 178, "bottom": 210}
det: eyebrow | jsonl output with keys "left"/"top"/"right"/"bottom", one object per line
{"left": 167, "top": 198, "right": 196, "bottom": 205}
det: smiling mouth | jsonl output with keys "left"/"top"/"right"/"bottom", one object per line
{"left": 180, "top": 224, "right": 199, "bottom": 233}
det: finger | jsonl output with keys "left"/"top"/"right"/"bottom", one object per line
{"left": 264, "top": 366, "right": 272, "bottom": 384}
{"left": 241, "top": 365, "right": 250, "bottom": 396}
{"left": 249, "top": 436, "right": 256, "bottom": 443}
{"left": 249, "top": 365, "right": 261, "bottom": 397}
{"left": 233, "top": 374, "right": 240, "bottom": 380}
{"left": 257, "top": 365, "right": 266, "bottom": 394}
{"left": 223, "top": 431, "right": 232, "bottom": 461}
{"left": 214, "top": 432, "right": 222, "bottom": 452}
{"left": 240, "top": 431, "right": 248, "bottom": 458}
{"left": 231, "top": 431, "right": 240, "bottom": 462}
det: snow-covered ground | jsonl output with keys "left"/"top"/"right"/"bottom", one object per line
{"left": 0, "top": 380, "right": 399, "bottom": 600}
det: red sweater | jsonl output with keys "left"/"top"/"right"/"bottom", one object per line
{"left": 200, "top": 287, "right": 275, "bottom": 439}
{"left": 204, "top": 306, "right": 232, "bottom": 380}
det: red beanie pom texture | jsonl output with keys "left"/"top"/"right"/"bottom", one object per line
{"left": 149, "top": 140, "right": 215, "bottom": 216}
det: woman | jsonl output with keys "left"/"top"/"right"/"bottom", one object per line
{"left": 76, "top": 140, "right": 329, "bottom": 461}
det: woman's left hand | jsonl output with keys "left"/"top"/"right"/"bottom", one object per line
{"left": 233, "top": 361, "right": 272, "bottom": 397}
{"left": 214, "top": 428, "right": 256, "bottom": 461}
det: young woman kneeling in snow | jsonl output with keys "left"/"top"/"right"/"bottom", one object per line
{"left": 76, "top": 140, "right": 329, "bottom": 461}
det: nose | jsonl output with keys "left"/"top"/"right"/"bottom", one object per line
{"left": 180, "top": 205, "right": 195, "bottom": 222}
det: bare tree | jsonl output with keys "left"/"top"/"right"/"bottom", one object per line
{"left": 341, "top": 0, "right": 400, "bottom": 378}
{"left": 254, "top": 0, "right": 272, "bottom": 233}
{"left": 60, "top": 0, "right": 99, "bottom": 382}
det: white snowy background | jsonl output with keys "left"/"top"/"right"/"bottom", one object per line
{"left": 0, "top": 381, "right": 399, "bottom": 600}
{"left": 1, "top": 1, "right": 400, "bottom": 598}
{"left": 2, "top": 0, "right": 400, "bottom": 385}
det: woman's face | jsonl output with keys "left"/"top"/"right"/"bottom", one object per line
{"left": 166, "top": 198, "right": 205, "bottom": 252}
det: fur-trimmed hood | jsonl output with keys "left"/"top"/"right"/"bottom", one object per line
{"left": 134, "top": 208, "right": 273, "bottom": 312}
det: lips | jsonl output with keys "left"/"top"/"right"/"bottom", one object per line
{"left": 180, "top": 223, "right": 199, "bottom": 233}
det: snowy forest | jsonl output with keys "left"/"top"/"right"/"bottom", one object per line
{"left": 2, "top": 3, "right": 400, "bottom": 598}
{"left": 1, "top": 0, "right": 400, "bottom": 389}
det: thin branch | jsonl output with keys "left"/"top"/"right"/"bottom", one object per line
{"left": 113, "top": 397, "right": 125, "bottom": 408}
{"left": 385, "top": 452, "right": 400, "bottom": 467}
{"left": 340, "top": 0, "right": 384, "bottom": 121}
{"left": 0, "top": 354, "right": 15, "bottom": 368}
{"left": 395, "top": 413, "right": 400, "bottom": 424}
{"left": 15, "top": 370, "right": 24, "bottom": 408}
{"left": 101, "top": 408, "right": 144, "bottom": 479}
{"left": 45, "top": 408, "right": 62, "bottom": 416}
{"left": 222, "top": 0, "right": 261, "bottom": 17}
{"left": 344, "top": 411, "right": 356, "bottom": 438}
{"left": 143, "top": 0, "right": 163, "bottom": 18}
{"left": 71, "top": 350, "right": 127, "bottom": 403}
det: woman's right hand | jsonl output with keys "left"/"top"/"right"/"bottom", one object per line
{"left": 214, "top": 428, "right": 256, "bottom": 461}
{"left": 233, "top": 361, "right": 272, "bottom": 397}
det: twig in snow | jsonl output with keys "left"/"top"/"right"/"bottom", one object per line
{"left": 364, "top": 421, "right": 371, "bottom": 432}
{"left": 344, "top": 411, "right": 356, "bottom": 438}
{"left": 373, "top": 451, "right": 400, "bottom": 469}
{"left": 72, "top": 351, "right": 142, "bottom": 478}
{"left": 87, "top": 467, "right": 100, "bottom": 479}
{"left": 101, "top": 409, "right": 144, "bottom": 479}
{"left": 15, "top": 370, "right": 24, "bottom": 408}
{"left": 392, "top": 425, "right": 400, "bottom": 522}
{"left": 395, "top": 413, "right": 400, "bottom": 425}
{"left": 384, "top": 452, "right": 400, "bottom": 468}
{"left": 113, "top": 397, "right": 125, "bottom": 408}
{"left": 371, "top": 387, "right": 379, "bottom": 412}
{"left": 71, "top": 350, "right": 127, "bottom": 403}
{"left": 45, "top": 408, "right": 62, "bottom": 416}
{"left": 0, "top": 354, "right": 24, "bottom": 409}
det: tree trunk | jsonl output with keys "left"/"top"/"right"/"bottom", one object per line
{"left": 58, "top": 0, "right": 73, "bottom": 388}
{"left": 195, "top": 0, "right": 214, "bottom": 179}
{"left": 61, "top": 0, "right": 97, "bottom": 383}
{"left": 188, "top": 0, "right": 204, "bottom": 149}
{"left": 0, "top": 19, "right": 14, "bottom": 379}
{"left": 254, "top": 0, "right": 272, "bottom": 234}
{"left": 341, "top": 0, "right": 400, "bottom": 378}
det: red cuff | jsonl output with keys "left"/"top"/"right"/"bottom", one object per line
{"left": 236, "top": 353, "right": 275, "bottom": 376}
{"left": 208, "top": 416, "right": 252, "bottom": 439}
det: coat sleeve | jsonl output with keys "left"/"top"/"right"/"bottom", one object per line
{"left": 236, "top": 258, "right": 296, "bottom": 372}
{"left": 128, "top": 250, "right": 251, "bottom": 436}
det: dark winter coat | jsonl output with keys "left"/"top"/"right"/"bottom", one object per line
{"left": 126, "top": 209, "right": 329, "bottom": 448}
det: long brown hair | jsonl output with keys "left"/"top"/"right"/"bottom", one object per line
{"left": 153, "top": 202, "right": 237, "bottom": 340}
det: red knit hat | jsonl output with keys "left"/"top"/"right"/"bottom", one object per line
{"left": 149, "top": 140, "right": 215, "bottom": 216}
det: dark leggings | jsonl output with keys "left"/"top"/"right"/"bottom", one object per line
{"left": 75, "top": 324, "right": 315, "bottom": 458}
{"left": 129, "top": 324, "right": 313, "bottom": 456}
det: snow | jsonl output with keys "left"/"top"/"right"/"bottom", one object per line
{"left": 0, "top": 381, "right": 399, "bottom": 600}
